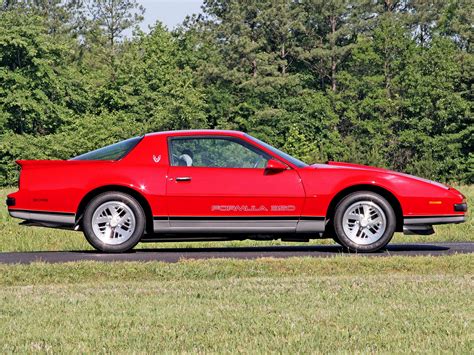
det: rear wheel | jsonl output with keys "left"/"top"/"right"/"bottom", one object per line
{"left": 333, "top": 191, "right": 396, "bottom": 252}
{"left": 82, "top": 192, "right": 145, "bottom": 253}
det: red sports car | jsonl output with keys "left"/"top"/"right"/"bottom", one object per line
{"left": 6, "top": 130, "right": 467, "bottom": 253}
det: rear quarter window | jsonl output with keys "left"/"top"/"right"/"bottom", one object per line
{"left": 71, "top": 136, "right": 143, "bottom": 161}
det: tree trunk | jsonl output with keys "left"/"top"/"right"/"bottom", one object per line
{"left": 281, "top": 43, "right": 286, "bottom": 75}
{"left": 330, "top": 15, "right": 337, "bottom": 92}
{"left": 384, "top": 0, "right": 393, "bottom": 12}
{"left": 384, "top": 56, "right": 391, "bottom": 98}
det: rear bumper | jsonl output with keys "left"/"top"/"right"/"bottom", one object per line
{"left": 403, "top": 215, "right": 466, "bottom": 235}
{"left": 8, "top": 209, "right": 75, "bottom": 227}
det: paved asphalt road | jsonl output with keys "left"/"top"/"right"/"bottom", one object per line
{"left": 0, "top": 242, "right": 472, "bottom": 264}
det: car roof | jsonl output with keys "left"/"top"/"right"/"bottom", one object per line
{"left": 146, "top": 129, "right": 246, "bottom": 138}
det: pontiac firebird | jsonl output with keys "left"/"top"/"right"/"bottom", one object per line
{"left": 6, "top": 130, "right": 468, "bottom": 253}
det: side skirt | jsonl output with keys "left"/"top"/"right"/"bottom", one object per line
{"left": 153, "top": 216, "right": 326, "bottom": 234}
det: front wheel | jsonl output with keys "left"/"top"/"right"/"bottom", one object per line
{"left": 82, "top": 192, "right": 146, "bottom": 253}
{"left": 333, "top": 191, "right": 396, "bottom": 252}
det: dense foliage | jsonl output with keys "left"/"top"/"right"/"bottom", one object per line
{"left": 0, "top": 0, "right": 472, "bottom": 185}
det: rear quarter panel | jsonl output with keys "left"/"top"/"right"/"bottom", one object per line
{"left": 9, "top": 135, "right": 169, "bottom": 216}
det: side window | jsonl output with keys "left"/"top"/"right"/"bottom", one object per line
{"left": 169, "top": 137, "right": 270, "bottom": 168}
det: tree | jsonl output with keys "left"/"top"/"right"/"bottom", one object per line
{"left": 0, "top": 0, "right": 85, "bottom": 36}
{"left": 0, "top": 10, "right": 88, "bottom": 135}
{"left": 396, "top": 36, "right": 472, "bottom": 181}
{"left": 86, "top": 0, "right": 144, "bottom": 76}
{"left": 197, "top": 0, "right": 305, "bottom": 143}
{"left": 93, "top": 24, "right": 208, "bottom": 131}
{"left": 404, "top": 0, "right": 446, "bottom": 45}
{"left": 334, "top": 7, "right": 413, "bottom": 169}
{"left": 0, "top": 0, "right": 472, "bottom": 186}
{"left": 295, "top": 0, "right": 356, "bottom": 91}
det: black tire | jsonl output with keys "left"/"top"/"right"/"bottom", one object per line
{"left": 333, "top": 191, "right": 396, "bottom": 252}
{"left": 332, "top": 235, "right": 342, "bottom": 245}
{"left": 323, "top": 224, "right": 341, "bottom": 245}
{"left": 82, "top": 192, "right": 145, "bottom": 253}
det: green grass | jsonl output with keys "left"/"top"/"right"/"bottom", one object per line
{"left": 1, "top": 254, "right": 472, "bottom": 286}
{"left": 1, "top": 256, "right": 473, "bottom": 353}
{"left": 0, "top": 186, "right": 472, "bottom": 353}
{"left": 0, "top": 186, "right": 472, "bottom": 252}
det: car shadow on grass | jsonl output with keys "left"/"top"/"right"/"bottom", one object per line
{"left": 0, "top": 243, "right": 463, "bottom": 265}
{"left": 73, "top": 243, "right": 451, "bottom": 255}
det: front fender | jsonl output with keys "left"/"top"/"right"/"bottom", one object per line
{"left": 298, "top": 167, "right": 464, "bottom": 217}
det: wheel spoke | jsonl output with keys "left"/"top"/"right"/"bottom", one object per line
{"left": 342, "top": 200, "right": 387, "bottom": 245}
{"left": 96, "top": 216, "right": 110, "bottom": 223}
{"left": 347, "top": 225, "right": 359, "bottom": 238}
{"left": 349, "top": 212, "right": 362, "bottom": 221}
{"left": 91, "top": 201, "right": 136, "bottom": 245}
{"left": 363, "top": 227, "right": 376, "bottom": 239}
{"left": 104, "top": 226, "right": 113, "bottom": 239}
{"left": 369, "top": 216, "right": 382, "bottom": 225}
{"left": 363, "top": 205, "right": 370, "bottom": 219}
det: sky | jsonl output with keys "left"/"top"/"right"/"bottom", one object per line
{"left": 138, "top": 0, "right": 204, "bottom": 31}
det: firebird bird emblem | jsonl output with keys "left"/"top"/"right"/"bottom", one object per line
{"left": 152, "top": 155, "right": 161, "bottom": 163}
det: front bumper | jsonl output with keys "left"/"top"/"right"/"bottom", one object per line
{"left": 403, "top": 215, "right": 466, "bottom": 235}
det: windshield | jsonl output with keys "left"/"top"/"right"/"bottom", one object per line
{"left": 71, "top": 136, "right": 143, "bottom": 161}
{"left": 245, "top": 134, "right": 308, "bottom": 167}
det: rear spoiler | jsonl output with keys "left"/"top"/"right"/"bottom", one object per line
{"left": 15, "top": 160, "right": 114, "bottom": 168}
{"left": 16, "top": 160, "right": 69, "bottom": 168}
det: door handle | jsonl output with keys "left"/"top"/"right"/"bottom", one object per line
{"left": 175, "top": 176, "right": 192, "bottom": 182}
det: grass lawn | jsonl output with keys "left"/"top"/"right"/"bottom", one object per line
{"left": 0, "top": 186, "right": 472, "bottom": 352}
{"left": 1, "top": 256, "right": 473, "bottom": 353}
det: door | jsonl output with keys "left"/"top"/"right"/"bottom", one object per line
{"left": 165, "top": 136, "right": 306, "bottom": 233}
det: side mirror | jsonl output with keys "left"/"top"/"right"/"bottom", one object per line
{"left": 265, "top": 159, "right": 288, "bottom": 172}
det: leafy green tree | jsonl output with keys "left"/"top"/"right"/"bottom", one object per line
{"left": 296, "top": 0, "right": 356, "bottom": 92}
{"left": 95, "top": 24, "right": 208, "bottom": 130}
{"left": 0, "top": 111, "right": 147, "bottom": 185}
{"left": 198, "top": 0, "right": 305, "bottom": 142}
{"left": 396, "top": 36, "right": 472, "bottom": 181}
{"left": 0, "top": 10, "right": 88, "bottom": 135}
{"left": 405, "top": 0, "right": 446, "bottom": 45}
{"left": 86, "top": 0, "right": 144, "bottom": 77}
{"left": 0, "top": 0, "right": 85, "bottom": 35}
{"left": 281, "top": 91, "right": 342, "bottom": 163}
{"left": 334, "top": 17, "right": 411, "bottom": 166}
{"left": 0, "top": 0, "right": 472, "bottom": 185}
{"left": 437, "top": 0, "right": 472, "bottom": 52}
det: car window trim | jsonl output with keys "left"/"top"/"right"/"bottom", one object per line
{"left": 244, "top": 134, "right": 308, "bottom": 168}
{"left": 167, "top": 135, "right": 276, "bottom": 169}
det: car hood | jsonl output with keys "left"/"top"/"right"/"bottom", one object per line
{"left": 310, "top": 161, "right": 450, "bottom": 190}
{"left": 312, "top": 161, "right": 391, "bottom": 173}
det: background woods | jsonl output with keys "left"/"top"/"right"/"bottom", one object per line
{"left": 0, "top": 0, "right": 472, "bottom": 185}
